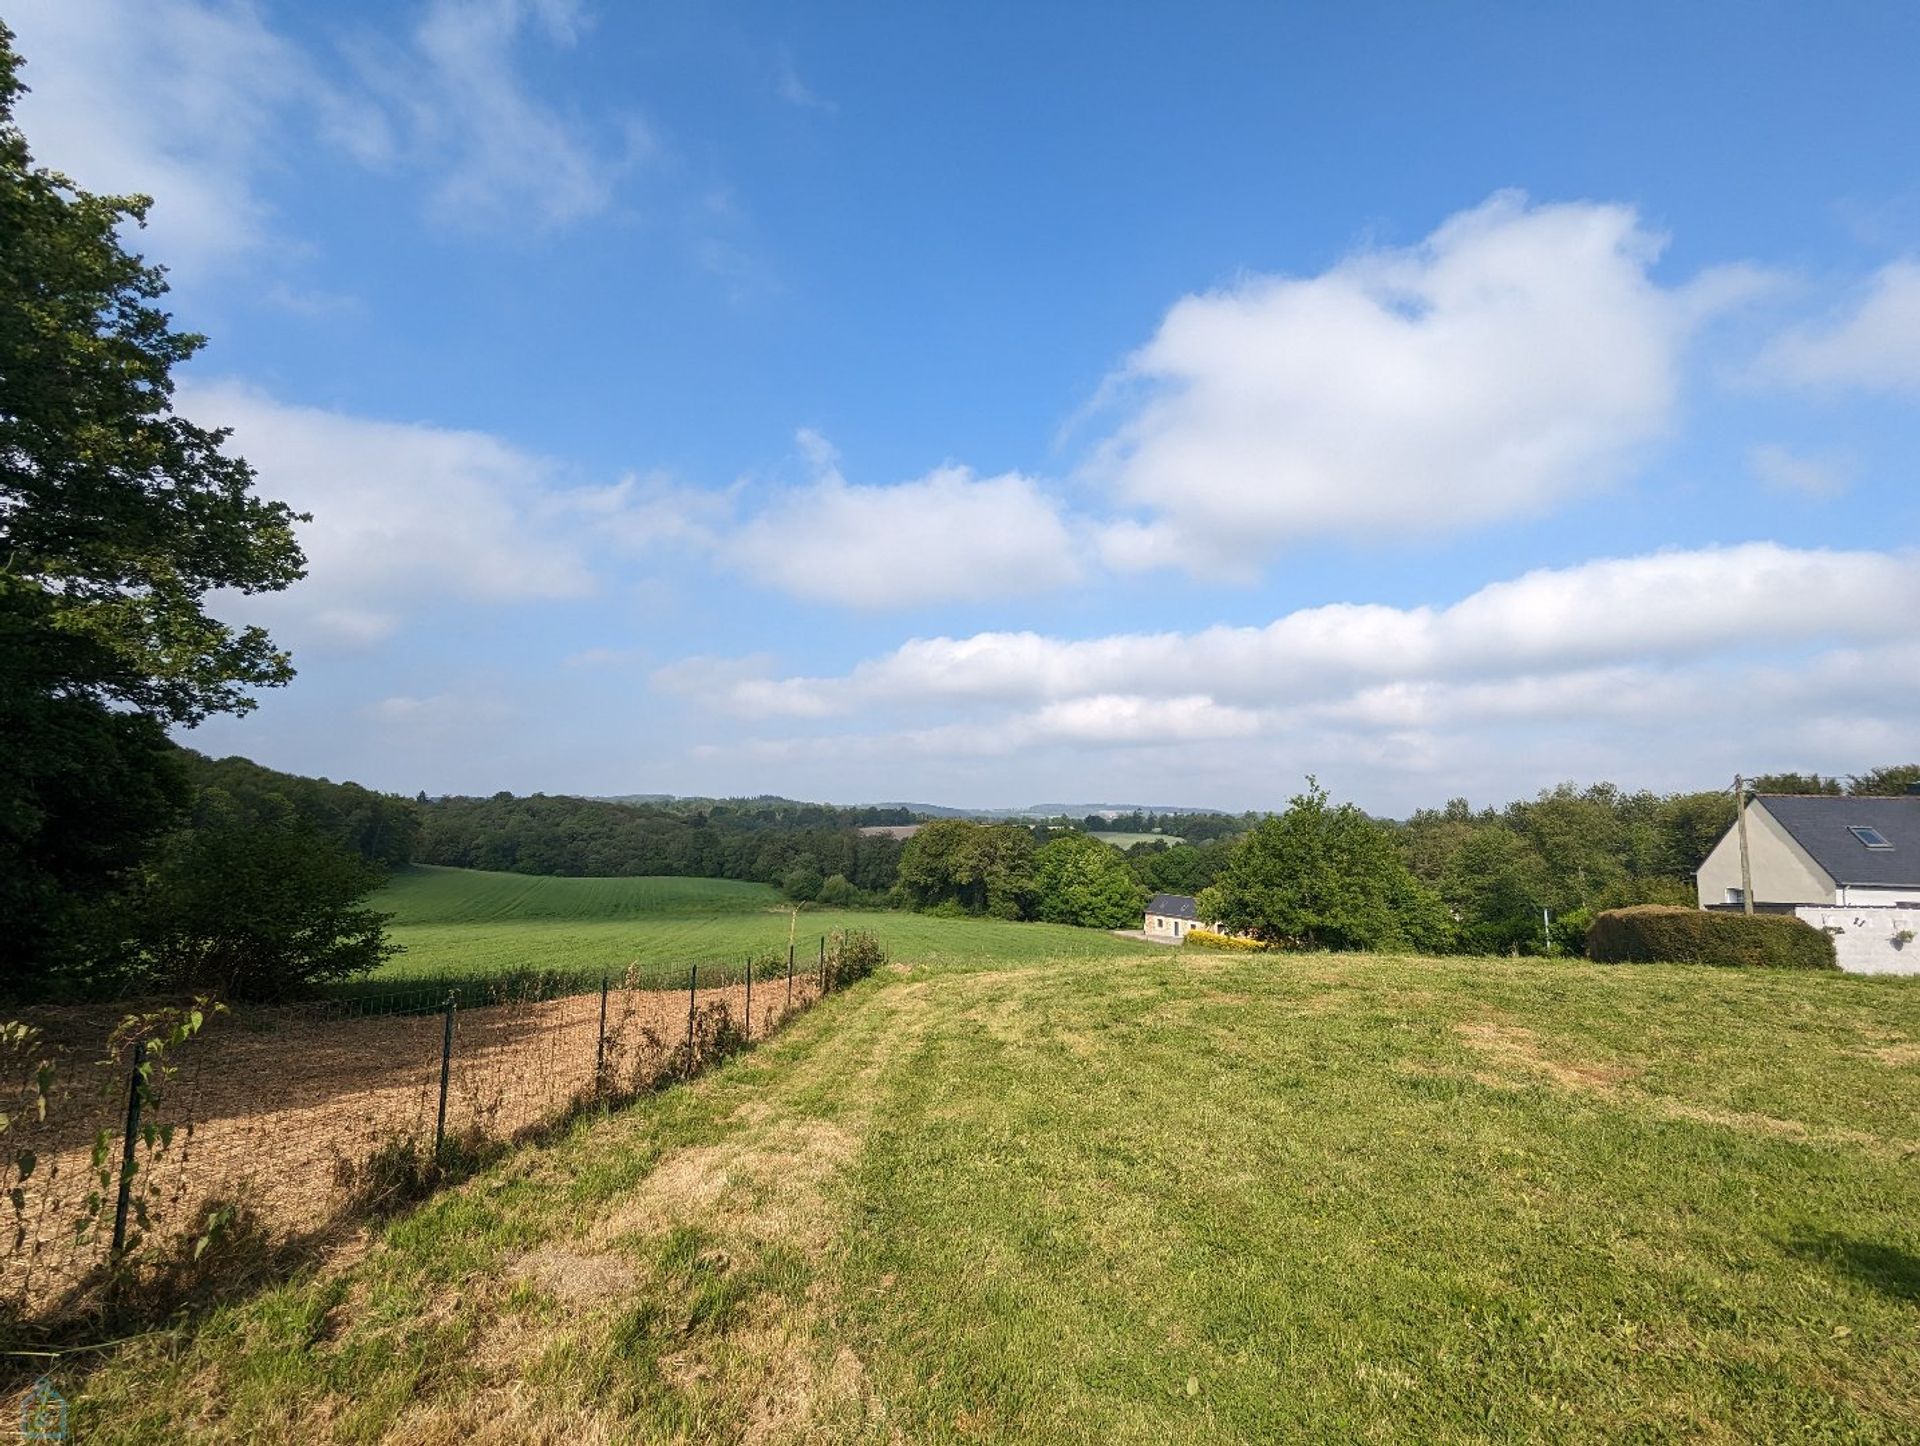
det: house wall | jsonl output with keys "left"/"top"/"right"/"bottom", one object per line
{"left": 1793, "top": 906, "right": 1920, "bottom": 976}
{"left": 1837, "top": 886, "right": 1920, "bottom": 906}
{"left": 1696, "top": 802, "right": 1837, "bottom": 907}
{"left": 1145, "top": 913, "right": 1185, "bottom": 939}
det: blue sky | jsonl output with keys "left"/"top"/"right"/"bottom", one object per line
{"left": 12, "top": 1, "right": 1920, "bottom": 811}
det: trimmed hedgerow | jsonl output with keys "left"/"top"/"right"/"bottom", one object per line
{"left": 1585, "top": 905, "right": 1837, "bottom": 970}
{"left": 1183, "top": 928, "right": 1267, "bottom": 953}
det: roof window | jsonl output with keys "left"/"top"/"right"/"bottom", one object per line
{"left": 1848, "top": 825, "right": 1894, "bottom": 850}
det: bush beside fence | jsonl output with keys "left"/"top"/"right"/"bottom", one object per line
{"left": 2, "top": 930, "right": 886, "bottom": 1337}
{"left": 1585, "top": 906, "right": 1837, "bottom": 970}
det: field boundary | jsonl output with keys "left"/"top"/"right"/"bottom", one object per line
{"left": 1, "top": 933, "right": 881, "bottom": 1338}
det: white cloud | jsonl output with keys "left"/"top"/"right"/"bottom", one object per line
{"left": 727, "top": 435, "right": 1080, "bottom": 608}
{"left": 661, "top": 543, "right": 1920, "bottom": 722}
{"left": 1750, "top": 444, "right": 1854, "bottom": 499}
{"left": 1085, "top": 192, "right": 1743, "bottom": 568}
{"left": 1754, "top": 260, "right": 1920, "bottom": 393}
{"left": 355, "top": 0, "right": 650, "bottom": 229}
{"left": 184, "top": 380, "right": 597, "bottom": 647}
{"left": 7, "top": 0, "right": 310, "bottom": 274}
{"left": 6, "top": 0, "right": 645, "bottom": 284}
{"left": 775, "top": 48, "right": 836, "bottom": 113}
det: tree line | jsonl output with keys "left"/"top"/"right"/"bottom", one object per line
{"left": 414, "top": 792, "right": 905, "bottom": 899}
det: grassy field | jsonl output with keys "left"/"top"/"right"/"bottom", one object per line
{"left": 367, "top": 865, "right": 1153, "bottom": 989}
{"left": 1087, "top": 830, "right": 1183, "bottom": 848}
{"left": 57, "top": 936, "right": 1920, "bottom": 1442}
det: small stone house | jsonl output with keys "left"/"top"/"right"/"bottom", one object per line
{"left": 1143, "top": 893, "right": 1220, "bottom": 941}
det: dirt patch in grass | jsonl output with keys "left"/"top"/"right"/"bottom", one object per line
{"left": 519, "top": 1245, "right": 638, "bottom": 1305}
{"left": 1865, "top": 1042, "right": 1920, "bottom": 1067}
{"left": 1455, "top": 1020, "right": 1641, "bottom": 1091}
{"left": 1456, "top": 1020, "right": 1918, "bottom": 1157}
{"left": 1648, "top": 1100, "right": 1917, "bottom": 1157}
{"left": 590, "top": 1118, "right": 857, "bottom": 1253}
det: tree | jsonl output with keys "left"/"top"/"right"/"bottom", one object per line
{"left": 781, "top": 860, "right": 824, "bottom": 902}
{"left": 897, "top": 820, "right": 1037, "bottom": 917}
{"left": 1749, "top": 772, "right": 1843, "bottom": 796}
{"left": 1032, "top": 833, "right": 1142, "bottom": 928}
{"left": 1440, "top": 825, "right": 1551, "bottom": 954}
{"left": 1848, "top": 764, "right": 1920, "bottom": 797}
{"left": 1, "top": 27, "right": 306, "bottom": 988}
{"left": 136, "top": 819, "right": 397, "bottom": 1001}
{"left": 1208, "top": 780, "right": 1450, "bottom": 951}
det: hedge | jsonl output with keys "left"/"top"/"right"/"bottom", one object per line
{"left": 1183, "top": 928, "right": 1267, "bottom": 953}
{"left": 1585, "top": 905, "right": 1837, "bottom": 970}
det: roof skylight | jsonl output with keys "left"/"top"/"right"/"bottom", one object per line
{"left": 1849, "top": 825, "right": 1894, "bottom": 850}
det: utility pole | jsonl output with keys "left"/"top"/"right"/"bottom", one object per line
{"left": 1734, "top": 774, "right": 1754, "bottom": 915}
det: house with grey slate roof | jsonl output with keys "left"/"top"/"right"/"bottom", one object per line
{"left": 1696, "top": 791, "right": 1920, "bottom": 909}
{"left": 1144, "top": 892, "right": 1221, "bottom": 941}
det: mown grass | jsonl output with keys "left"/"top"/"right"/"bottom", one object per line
{"left": 367, "top": 865, "right": 1154, "bottom": 989}
{"left": 52, "top": 943, "right": 1920, "bottom": 1443}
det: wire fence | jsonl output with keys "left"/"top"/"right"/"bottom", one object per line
{"left": 2, "top": 932, "right": 879, "bottom": 1332}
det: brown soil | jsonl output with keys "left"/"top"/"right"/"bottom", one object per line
{"left": 2, "top": 976, "right": 821, "bottom": 1317}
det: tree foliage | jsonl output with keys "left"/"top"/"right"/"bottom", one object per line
{"left": 897, "top": 820, "right": 1037, "bottom": 918}
{"left": 1204, "top": 781, "right": 1450, "bottom": 952}
{"left": 1032, "top": 832, "right": 1143, "bottom": 928}
{"left": 0, "top": 31, "right": 304, "bottom": 724}
{"left": 417, "top": 792, "right": 904, "bottom": 894}
{"left": 1, "top": 28, "right": 305, "bottom": 992}
{"left": 136, "top": 818, "right": 398, "bottom": 1000}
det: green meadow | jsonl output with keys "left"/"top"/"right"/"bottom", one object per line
{"left": 56, "top": 875, "right": 1920, "bottom": 1442}
{"left": 365, "top": 865, "right": 1155, "bottom": 990}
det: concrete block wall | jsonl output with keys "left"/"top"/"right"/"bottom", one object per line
{"left": 1793, "top": 906, "right": 1920, "bottom": 976}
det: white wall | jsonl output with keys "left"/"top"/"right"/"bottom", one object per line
{"left": 1837, "top": 886, "right": 1920, "bottom": 906}
{"left": 1793, "top": 906, "right": 1920, "bottom": 976}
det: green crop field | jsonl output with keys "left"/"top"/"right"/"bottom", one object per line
{"left": 364, "top": 865, "right": 1153, "bottom": 991}
{"left": 64, "top": 937, "right": 1920, "bottom": 1443}
{"left": 1087, "top": 830, "right": 1183, "bottom": 848}
{"left": 377, "top": 867, "right": 780, "bottom": 925}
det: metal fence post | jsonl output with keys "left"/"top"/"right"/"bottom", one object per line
{"left": 110, "top": 1040, "right": 147, "bottom": 1258}
{"left": 434, "top": 993, "right": 455, "bottom": 1157}
{"left": 595, "top": 973, "right": 609, "bottom": 1094}
{"left": 686, "top": 963, "right": 698, "bottom": 1079}
{"left": 819, "top": 935, "right": 826, "bottom": 994}
{"left": 787, "top": 942, "right": 795, "bottom": 1010}
{"left": 745, "top": 953, "right": 753, "bottom": 1041}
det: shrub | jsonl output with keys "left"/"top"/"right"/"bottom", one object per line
{"left": 1183, "top": 928, "right": 1266, "bottom": 952}
{"left": 827, "top": 930, "right": 887, "bottom": 987}
{"left": 1585, "top": 905, "right": 1837, "bottom": 970}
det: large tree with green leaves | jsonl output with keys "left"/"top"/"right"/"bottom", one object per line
{"left": 1032, "top": 832, "right": 1143, "bottom": 929}
{"left": 1201, "top": 780, "right": 1452, "bottom": 952}
{"left": 1, "top": 26, "right": 306, "bottom": 987}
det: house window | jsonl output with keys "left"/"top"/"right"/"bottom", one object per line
{"left": 1724, "top": 887, "right": 1744, "bottom": 904}
{"left": 1848, "top": 825, "right": 1894, "bottom": 850}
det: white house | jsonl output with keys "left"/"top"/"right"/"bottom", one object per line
{"left": 1143, "top": 893, "right": 1221, "bottom": 942}
{"left": 1696, "top": 791, "right": 1920, "bottom": 975}
{"left": 1696, "top": 792, "right": 1920, "bottom": 909}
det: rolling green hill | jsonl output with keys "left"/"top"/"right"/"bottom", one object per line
{"left": 376, "top": 865, "right": 780, "bottom": 925}
{"left": 364, "top": 865, "right": 1151, "bottom": 990}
